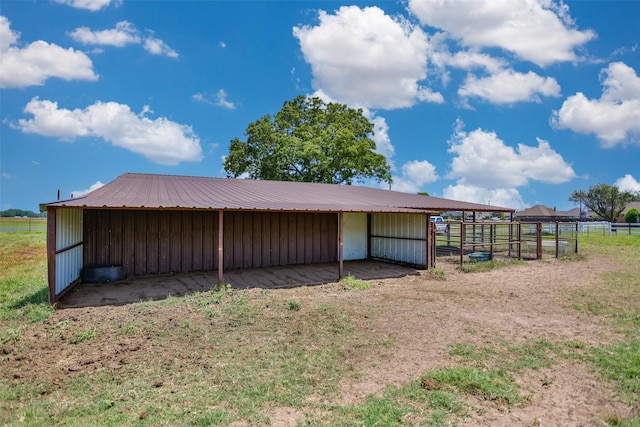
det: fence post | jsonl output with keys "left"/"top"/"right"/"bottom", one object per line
{"left": 536, "top": 222, "right": 542, "bottom": 259}
{"left": 555, "top": 222, "right": 559, "bottom": 258}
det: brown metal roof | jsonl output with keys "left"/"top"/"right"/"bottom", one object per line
{"left": 41, "top": 173, "right": 514, "bottom": 214}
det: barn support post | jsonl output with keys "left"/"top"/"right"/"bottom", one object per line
{"left": 425, "top": 213, "right": 432, "bottom": 269}
{"left": 217, "top": 210, "right": 224, "bottom": 284}
{"left": 338, "top": 211, "right": 344, "bottom": 280}
{"left": 366, "top": 213, "right": 372, "bottom": 261}
{"left": 46, "top": 207, "right": 57, "bottom": 303}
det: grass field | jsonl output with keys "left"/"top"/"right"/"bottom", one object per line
{"left": 0, "top": 230, "right": 638, "bottom": 426}
{"left": 0, "top": 217, "right": 47, "bottom": 232}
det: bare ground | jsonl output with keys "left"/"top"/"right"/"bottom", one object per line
{"left": 2, "top": 254, "right": 634, "bottom": 426}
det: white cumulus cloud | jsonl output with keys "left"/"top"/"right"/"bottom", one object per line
{"left": 69, "top": 21, "right": 178, "bottom": 58}
{"left": 68, "top": 21, "right": 140, "bottom": 47}
{"left": 551, "top": 62, "right": 640, "bottom": 146}
{"left": 54, "top": 0, "right": 120, "bottom": 11}
{"left": 408, "top": 0, "right": 595, "bottom": 67}
{"left": 615, "top": 174, "right": 640, "bottom": 193}
{"left": 447, "top": 120, "right": 575, "bottom": 188}
{"left": 443, "top": 184, "right": 526, "bottom": 210}
{"left": 0, "top": 16, "right": 97, "bottom": 88}
{"left": 390, "top": 160, "right": 438, "bottom": 193}
{"left": 15, "top": 97, "right": 202, "bottom": 165}
{"left": 71, "top": 181, "right": 105, "bottom": 198}
{"left": 459, "top": 69, "right": 561, "bottom": 105}
{"left": 293, "top": 6, "right": 437, "bottom": 109}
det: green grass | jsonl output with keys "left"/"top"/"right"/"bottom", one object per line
{"left": 459, "top": 257, "right": 523, "bottom": 273}
{"left": 0, "top": 231, "right": 53, "bottom": 323}
{"left": 573, "top": 235, "right": 640, "bottom": 420}
{"left": 340, "top": 273, "right": 371, "bottom": 290}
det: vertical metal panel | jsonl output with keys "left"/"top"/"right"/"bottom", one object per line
{"left": 296, "top": 215, "right": 305, "bottom": 264}
{"left": 203, "top": 211, "right": 216, "bottom": 271}
{"left": 223, "top": 211, "right": 235, "bottom": 269}
{"left": 261, "top": 213, "right": 271, "bottom": 267}
{"left": 288, "top": 213, "right": 297, "bottom": 265}
{"left": 146, "top": 211, "right": 159, "bottom": 273}
{"left": 192, "top": 211, "right": 203, "bottom": 271}
{"left": 182, "top": 212, "right": 193, "bottom": 271}
{"left": 122, "top": 211, "right": 135, "bottom": 275}
{"left": 279, "top": 213, "right": 289, "bottom": 265}
{"left": 136, "top": 211, "right": 150, "bottom": 274}
{"left": 370, "top": 213, "right": 427, "bottom": 267}
{"left": 242, "top": 213, "right": 253, "bottom": 268}
{"left": 54, "top": 208, "right": 83, "bottom": 296}
{"left": 158, "top": 211, "right": 171, "bottom": 273}
{"left": 252, "top": 213, "right": 262, "bottom": 268}
{"left": 109, "top": 210, "right": 123, "bottom": 267}
{"left": 270, "top": 214, "right": 280, "bottom": 267}
{"left": 304, "top": 214, "right": 313, "bottom": 264}
{"left": 170, "top": 211, "right": 182, "bottom": 272}
{"left": 96, "top": 210, "right": 109, "bottom": 266}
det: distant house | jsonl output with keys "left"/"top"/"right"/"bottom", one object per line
{"left": 41, "top": 172, "right": 514, "bottom": 302}
{"left": 515, "top": 205, "right": 577, "bottom": 222}
{"left": 619, "top": 201, "right": 640, "bottom": 222}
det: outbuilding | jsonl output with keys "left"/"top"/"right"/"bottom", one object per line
{"left": 41, "top": 173, "right": 513, "bottom": 303}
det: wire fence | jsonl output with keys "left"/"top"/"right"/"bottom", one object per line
{"left": 0, "top": 217, "right": 47, "bottom": 232}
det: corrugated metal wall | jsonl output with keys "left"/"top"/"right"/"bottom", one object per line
{"left": 370, "top": 213, "right": 428, "bottom": 267}
{"left": 84, "top": 210, "right": 220, "bottom": 275}
{"left": 224, "top": 211, "right": 337, "bottom": 269}
{"left": 55, "top": 208, "right": 83, "bottom": 295}
{"left": 83, "top": 209, "right": 338, "bottom": 275}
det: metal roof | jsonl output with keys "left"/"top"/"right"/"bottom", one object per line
{"left": 41, "top": 173, "right": 514, "bottom": 214}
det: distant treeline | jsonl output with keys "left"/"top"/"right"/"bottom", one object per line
{"left": 0, "top": 209, "right": 47, "bottom": 218}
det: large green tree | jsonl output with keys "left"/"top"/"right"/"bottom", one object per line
{"left": 569, "top": 184, "right": 635, "bottom": 222}
{"left": 223, "top": 96, "right": 392, "bottom": 185}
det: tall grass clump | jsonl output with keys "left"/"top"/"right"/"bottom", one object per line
{"left": 0, "top": 231, "right": 52, "bottom": 322}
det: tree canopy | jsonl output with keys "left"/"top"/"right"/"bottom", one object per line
{"left": 569, "top": 184, "right": 635, "bottom": 222}
{"left": 223, "top": 96, "right": 392, "bottom": 185}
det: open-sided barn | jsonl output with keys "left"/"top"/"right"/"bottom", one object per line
{"left": 41, "top": 173, "right": 513, "bottom": 303}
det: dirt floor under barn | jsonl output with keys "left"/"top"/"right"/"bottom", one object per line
{"left": 2, "top": 254, "right": 634, "bottom": 426}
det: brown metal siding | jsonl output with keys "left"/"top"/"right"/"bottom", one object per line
{"left": 222, "top": 211, "right": 337, "bottom": 269}
{"left": 83, "top": 209, "right": 337, "bottom": 276}
{"left": 84, "top": 209, "right": 220, "bottom": 276}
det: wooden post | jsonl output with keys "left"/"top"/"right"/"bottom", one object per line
{"left": 338, "top": 212, "right": 344, "bottom": 280}
{"left": 46, "top": 208, "right": 57, "bottom": 303}
{"left": 217, "top": 210, "right": 224, "bottom": 285}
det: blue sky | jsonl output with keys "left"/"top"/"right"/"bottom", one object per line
{"left": 1, "top": 0, "right": 639, "bottom": 213}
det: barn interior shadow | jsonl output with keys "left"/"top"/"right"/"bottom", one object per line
{"left": 58, "top": 260, "right": 420, "bottom": 309}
